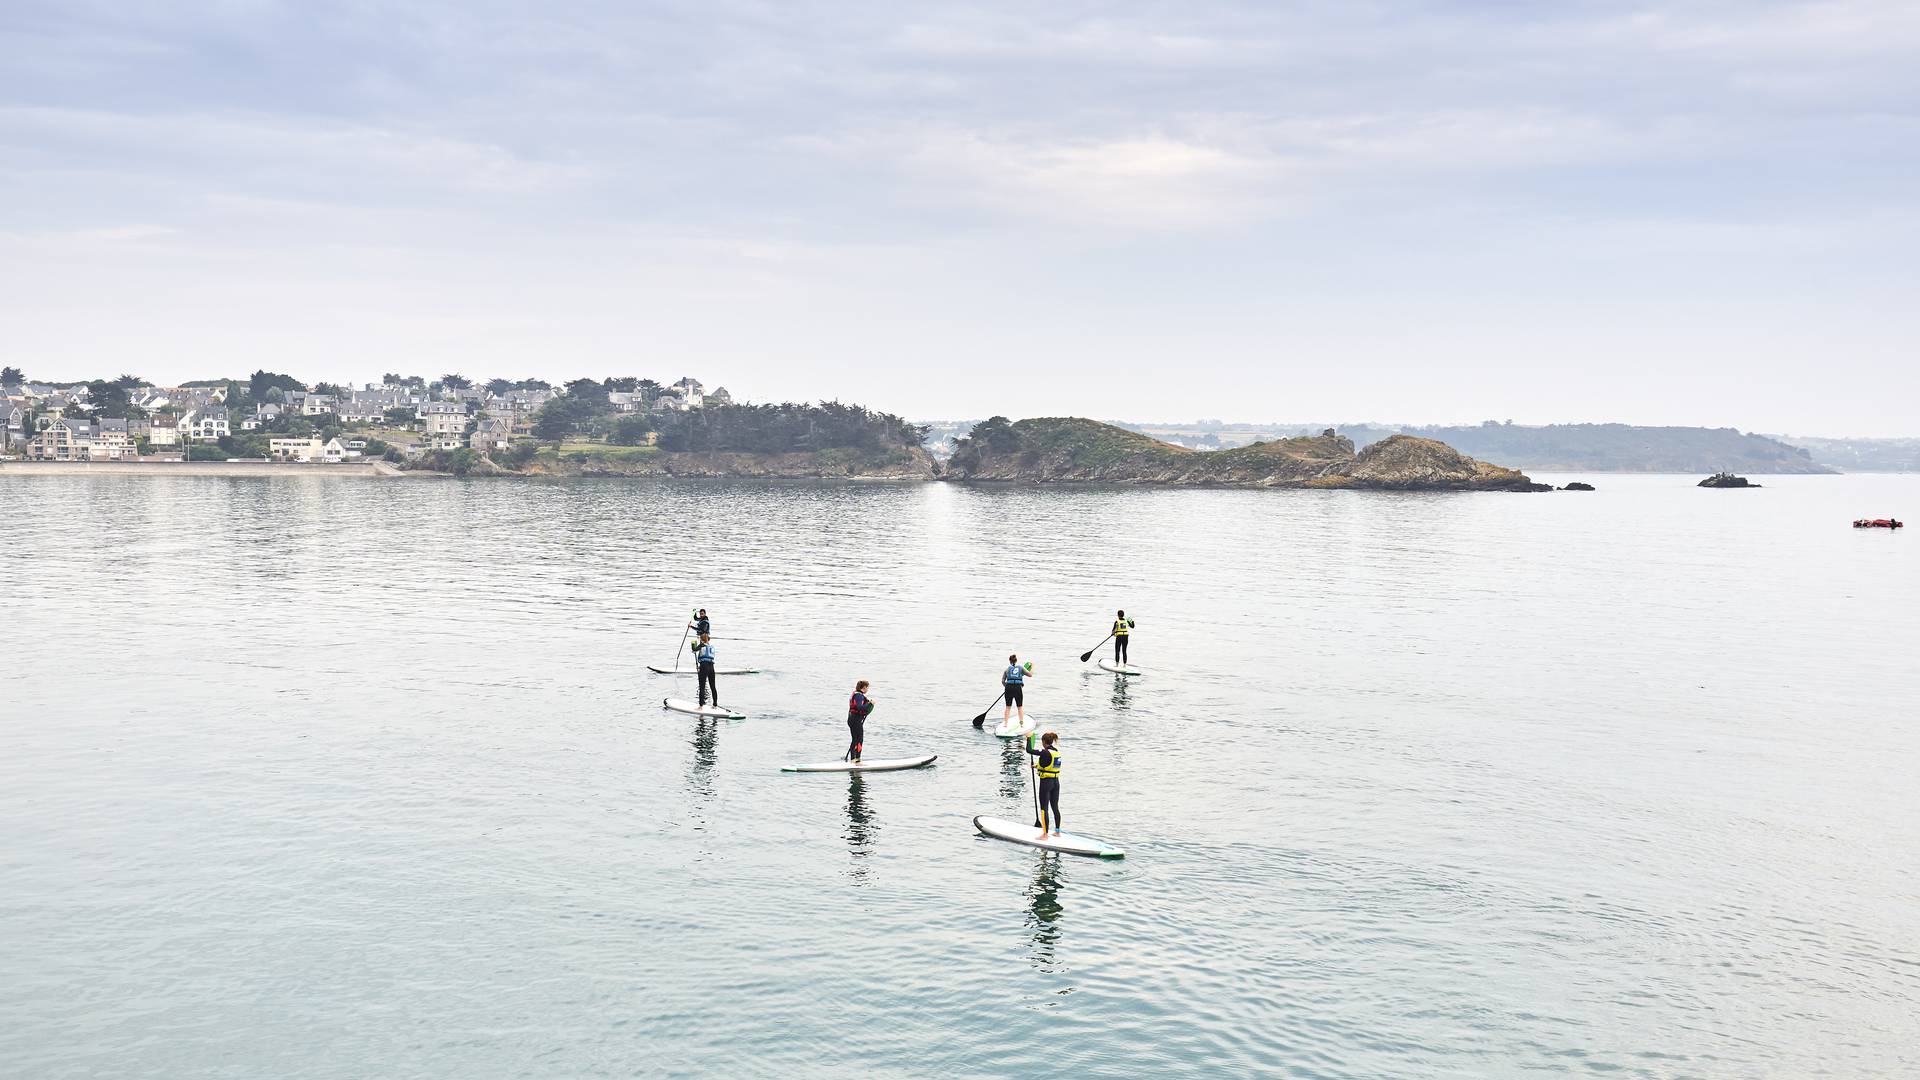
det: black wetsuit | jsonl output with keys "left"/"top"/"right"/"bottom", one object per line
{"left": 846, "top": 691, "right": 873, "bottom": 761}
{"left": 1026, "top": 742, "right": 1062, "bottom": 832}
{"left": 692, "top": 642, "right": 718, "bottom": 706}
{"left": 1113, "top": 618, "right": 1134, "bottom": 663}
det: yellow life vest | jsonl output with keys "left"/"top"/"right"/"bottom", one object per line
{"left": 1113, "top": 619, "right": 1131, "bottom": 637}
{"left": 1036, "top": 750, "right": 1062, "bottom": 779}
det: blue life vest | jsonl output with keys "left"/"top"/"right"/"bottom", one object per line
{"left": 696, "top": 644, "right": 715, "bottom": 665}
{"left": 1004, "top": 664, "right": 1024, "bottom": 685}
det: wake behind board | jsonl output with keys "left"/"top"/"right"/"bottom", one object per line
{"left": 973, "top": 815, "right": 1125, "bottom": 858}
{"left": 992, "top": 713, "right": 1038, "bottom": 739}
{"left": 781, "top": 754, "right": 937, "bottom": 773}
{"left": 647, "top": 664, "right": 761, "bottom": 676}
{"left": 1096, "top": 659, "right": 1142, "bottom": 676}
{"left": 662, "top": 697, "right": 744, "bottom": 720}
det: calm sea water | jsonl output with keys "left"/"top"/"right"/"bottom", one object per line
{"left": 2, "top": 473, "right": 1916, "bottom": 1079}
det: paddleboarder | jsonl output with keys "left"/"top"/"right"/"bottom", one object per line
{"left": 846, "top": 680, "right": 874, "bottom": 764}
{"left": 1001, "top": 653, "right": 1031, "bottom": 728}
{"left": 692, "top": 633, "right": 720, "bottom": 708}
{"left": 1112, "top": 609, "right": 1135, "bottom": 665}
{"left": 1025, "top": 731, "right": 1063, "bottom": 837}
{"left": 689, "top": 608, "right": 711, "bottom": 638}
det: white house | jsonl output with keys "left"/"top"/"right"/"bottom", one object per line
{"left": 179, "top": 406, "right": 230, "bottom": 442}
{"left": 92, "top": 417, "right": 135, "bottom": 460}
{"left": 269, "top": 436, "right": 325, "bottom": 461}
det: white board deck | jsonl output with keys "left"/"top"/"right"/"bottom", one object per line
{"left": 781, "top": 754, "right": 938, "bottom": 773}
{"left": 662, "top": 697, "right": 745, "bottom": 720}
{"left": 973, "top": 815, "right": 1126, "bottom": 858}
{"left": 992, "top": 713, "right": 1038, "bottom": 738}
{"left": 1096, "top": 660, "right": 1143, "bottom": 676}
{"left": 647, "top": 664, "right": 760, "bottom": 676}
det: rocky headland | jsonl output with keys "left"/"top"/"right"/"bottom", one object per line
{"left": 944, "top": 418, "right": 1550, "bottom": 491}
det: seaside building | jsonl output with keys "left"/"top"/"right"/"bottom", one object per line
{"left": 28, "top": 418, "right": 95, "bottom": 461}
{"left": 93, "top": 418, "right": 134, "bottom": 459}
{"left": 1, "top": 400, "right": 28, "bottom": 451}
{"left": 148, "top": 414, "right": 180, "bottom": 448}
{"left": 469, "top": 417, "right": 513, "bottom": 451}
{"left": 419, "top": 401, "right": 469, "bottom": 436}
{"left": 179, "top": 406, "right": 230, "bottom": 442}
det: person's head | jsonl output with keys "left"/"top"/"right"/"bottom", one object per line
{"left": 699, "top": 633, "right": 710, "bottom": 642}
{"left": 855, "top": 679, "right": 869, "bottom": 692}
{"left": 697, "top": 608, "right": 707, "bottom": 617}
{"left": 1041, "top": 731, "right": 1058, "bottom": 748}
{"left": 1117, "top": 609, "right": 1125, "bottom": 618}
{"left": 1008, "top": 653, "right": 1018, "bottom": 664}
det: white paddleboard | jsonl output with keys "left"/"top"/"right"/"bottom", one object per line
{"left": 1096, "top": 659, "right": 1142, "bottom": 676}
{"left": 782, "top": 754, "right": 937, "bottom": 773}
{"left": 992, "top": 712, "right": 1037, "bottom": 738}
{"left": 973, "top": 816, "right": 1126, "bottom": 858}
{"left": 647, "top": 664, "right": 760, "bottom": 676}
{"left": 662, "top": 697, "right": 744, "bottom": 720}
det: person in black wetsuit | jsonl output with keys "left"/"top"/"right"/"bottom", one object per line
{"left": 1112, "top": 610, "right": 1135, "bottom": 664}
{"left": 1001, "top": 654, "right": 1030, "bottom": 727}
{"left": 689, "top": 609, "right": 711, "bottom": 638}
{"left": 846, "top": 680, "right": 874, "bottom": 764}
{"left": 1025, "top": 731, "right": 1063, "bottom": 836}
{"left": 691, "top": 633, "right": 719, "bottom": 707}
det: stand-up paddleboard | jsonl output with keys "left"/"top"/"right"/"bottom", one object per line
{"left": 1096, "top": 659, "right": 1142, "bottom": 676}
{"left": 781, "top": 754, "right": 937, "bottom": 773}
{"left": 973, "top": 816, "right": 1125, "bottom": 858}
{"left": 662, "top": 697, "right": 744, "bottom": 720}
{"left": 992, "top": 713, "right": 1038, "bottom": 738}
{"left": 647, "top": 664, "right": 760, "bottom": 676}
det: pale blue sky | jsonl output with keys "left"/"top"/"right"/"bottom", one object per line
{"left": 3, "top": 1, "right": 1916, "bottom": 433}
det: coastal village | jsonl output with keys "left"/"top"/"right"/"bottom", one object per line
{"left": 0, "top": 369, "right": 729, "bottom": 466}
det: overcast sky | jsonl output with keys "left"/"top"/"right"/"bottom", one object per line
{"left": 3, "top": 2, "right": 1916, "bottom": 434}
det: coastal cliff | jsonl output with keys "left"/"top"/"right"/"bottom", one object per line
{"left": 945, "top": 418, "right": 1549, "bottom": 491}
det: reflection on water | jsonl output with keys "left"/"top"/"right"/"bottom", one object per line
{"left": 4, "top": 473, "right": 1918, "bottom": 1079}
{"left": 1024, "top": 855, "right": 1066, "bottom": 974}
{"left": 843, "top": 775, "right": 874, "bottom": 885}
{"left": 997, "top": 736, "right": 1027, "bottom": 800}
{"left": 686, "top": 717, "right": 718, "bottom": 824}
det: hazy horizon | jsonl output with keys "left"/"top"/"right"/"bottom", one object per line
{"left": 5, "top": 2, "right": 1917, "bottom": 435}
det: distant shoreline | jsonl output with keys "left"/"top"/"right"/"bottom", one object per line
{"left": 0, "top": 460, "right": 405, "bottom": 478}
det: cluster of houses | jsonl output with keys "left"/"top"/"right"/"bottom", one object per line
{"left": 2, "top": 376, "right": 725, "bottom": 462}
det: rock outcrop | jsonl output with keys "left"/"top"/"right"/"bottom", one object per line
{"left": 946, "top": 418, "right": 1549, "bottom": 491}
{"left": 1698, "top": 472, "right": 1760, "bottom": 488}
{"left": 1562, "top": 482, "right": 1596, "bottom": 491}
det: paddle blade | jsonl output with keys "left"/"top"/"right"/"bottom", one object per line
{"left": 1079, "top": 651, "right": 1093, "bottom": 662}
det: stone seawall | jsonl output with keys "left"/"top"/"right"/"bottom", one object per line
{"left": 0, "top": 460, "right": 403, "bottom": 478}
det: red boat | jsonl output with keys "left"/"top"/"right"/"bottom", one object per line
{"left": 1853, "top": 518, "right": 1904, "bottom": 529}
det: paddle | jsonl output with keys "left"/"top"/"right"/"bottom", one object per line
{"left": 1078, "top": 631, "right": 1115, "bottom": 663}
{"left": 969, "top": 688, "right": 1006, "bottom": 728}
{"left": 666, "top": 607, "right": 694, "bottom": 672}
{"left": 1027, "top": 732, "right": 1043, "bottom": 830}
